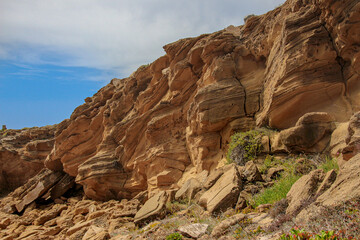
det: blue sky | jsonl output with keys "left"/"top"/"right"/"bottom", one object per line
{"left": 0, "top": 0, "right": 285, "bottom": 129}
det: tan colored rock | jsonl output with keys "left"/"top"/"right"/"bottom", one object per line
{"left": 243, "top": 161, "right": 263, "bottom": 182}
{"left": 66, "top": 220, "right": 94, "bottom": 236}
{"left": 286, "top": 169, "right": 325, "bottom": 216}
{"left": 211, "top": 213, "right": 246, "bottom": 237}
{"left": 175, "top": 178, "right": 201, "bottom": 201}
{"left": 15, "top": 169, "right": 64, "bottom": 212}
{"left": 2, "top": 0, "right": 359, "bottom": 207}
{"left": 178, "top": 223, "right": 209, "bottom": 239}
{"left": 279, "top": 112, "right": 335, "bottom": 153}
{"left": 266, "top": 167, "right": 284, "bottom": 180}
{"left": 342, "top": 112, "right": 360, "bottom": 160}
{"left": 110, "top": 199, "right": 140, "bottom": 218}
{"left": 0, "top": 126, "right": 55, "bottom": 191}
{"left": 0, "top": 212, "right": 17, "bottom": 229}
{"left": 199, "top": 165, "right": 242, "bottom": 213}
{"left": 29, "top": 0, "right": 359, "bottom": 201}
{"left": 316, "top": 153, "right": 360, "bottom": 206}
{"left": 34, "top": 204, "right": 67, "bottom": 225}
{"left": 134, "top": 191, "right": 168, "bottom": 225}
{"left": 83, "top": 226, "right": 110, "bottom": 240}
{"left": 315, "top": 169, "right": 337, "bottom": 196}
{"left": 202, "top": 168, "right": 224, "bottom": 189}
{"left": 329, "top": 122, "right": 349, "bottom": 156}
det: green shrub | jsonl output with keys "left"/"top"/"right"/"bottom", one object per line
{"left": 259, "top": 154, "right": 276, "bottom": 174}
{"left": 251, "top": 173, "right": 300, "bottom": 208}
{"left": 227, "top": 129, "right": 265, "bottom": 165}
{"left": 166, "top": 232, "right": 183, "bottom": 240}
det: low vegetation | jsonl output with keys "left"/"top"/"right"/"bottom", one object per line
{"left": 280, "top": 199, "right": 360, "bottom": 239}
{"left": 166, "top": 232, "right": 183, "bottom": 240}
{"left": 227, "top": 128, "right": 274, "bottom": 165}
{"left": 251, "top": 173, "right": 300, "bottom": 208}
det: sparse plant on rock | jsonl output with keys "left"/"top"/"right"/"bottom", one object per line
{"left": 227, "top": 129, "right": 270, "bottom": 165}
{"left": 166, "top": 232, "right": 183, "bottom": 240}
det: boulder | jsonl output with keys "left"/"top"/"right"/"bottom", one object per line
{"left": 202, "top": 168, "right": 224, "bottom": 189}
{"left": 178, "top": 223, "right": 209, "bottom": 239}
{"left": 15, "top": 169, "right": 64, "bottom": 212}
{"left": 279, "top": 112, "right": 336, "bottom": 153}
{"left": 199, "top": 165, "right": 242, "bottom": 213}
{"left": 175, "top": 178, "right": 202, "bottom": 201}
{"left": 316, "top": 154, "right": 360, "bottom": 206}
{"left": 134, "top": 191, "right": 168, "bottom": 225}
{"left": 266, "top": 167, "right": 284, "bottom": 180}
{"left": 243, "top": 161, "right": 263, "bottom": 182}
{"left": 286, "top": 169, "right": 325, "bottom": 216}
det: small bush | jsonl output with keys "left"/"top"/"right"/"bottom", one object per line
{"left": 259, "top": 154, "right": 277, "bottom": 174}
{"left": 227, "top": 129, "right": 266, "bottom": 165}
{"left": 251, "top": 173, "right": 300, "bottom": 208}
{"left": 166, "top": 232, "right": 183, "bottom": 240}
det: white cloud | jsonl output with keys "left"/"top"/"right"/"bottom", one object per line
{"left": 0, "top": 0, "right": 285, "bottom": 77}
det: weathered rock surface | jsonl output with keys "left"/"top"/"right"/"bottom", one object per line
{"left": 316, "top": 153, "right": 360, "bottom": 206}
{"left": 278, "top": 112, "right": 336, "bottom": 153}
{"left": 286, "top": 169, "right": 325, "bottom": 215}
{"left": 134, "top": 191, "right": 168, "bottom": 225}
{"left": 243, "top": 160, "right": 263, "bottom": 182}
{"left": 0, "top": 126, "right": 55, "bottom": 191}
{"left": 175, "top": 178, "right": 202, "bottom": 201}
{"left": 28, "top": 0, "right": 359, "bottom": 201}
{"left": 178, "top": 223, "right": 209, "bottom": 239}
{"left": 199, "top": 165, "right": 242, "bottom": 213}
{"left": 211, "top": 213, "right": 246, "bottom": 237}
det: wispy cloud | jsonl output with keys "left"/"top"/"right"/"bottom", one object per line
{"left": 0, "top": 0, "right": 285, "bottom": 78}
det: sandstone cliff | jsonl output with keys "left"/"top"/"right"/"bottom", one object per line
{"left": 1, "top": 0, "right": 360, "bottom": 239}
{"left": 40, "top": 0, "right": 360, "bottom": 201}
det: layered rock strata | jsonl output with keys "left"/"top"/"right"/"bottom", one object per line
{"left": 39, "top": 0, "right": 360, "bottom": 201}
{"left": 0, "top": 126, "right": 55, "bottom": 192}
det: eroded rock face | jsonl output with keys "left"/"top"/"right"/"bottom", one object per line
{"left": 199, "top": 165, "right": 242, "bottom": 213}
{"left": 34, "top": 0, "right": 360, "bottom": 200}
{"left": 0, "top": 126, "right": 55, "bottom": 192}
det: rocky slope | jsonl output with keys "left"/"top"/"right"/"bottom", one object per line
{"left": 42, "top": 0, "right": 360, "bottom": 201}
{"left": 0, "top": 126, "right": 55, "bottom": 193}
{"left": 1, "top": 0, "right": 360, "bottom": 239}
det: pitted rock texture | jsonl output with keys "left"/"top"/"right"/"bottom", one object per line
{"left": 40, "top": 0, "right": 360, "bottom": 200}
{"left": 0, "top": 126, "right": 55, "bottom": 192}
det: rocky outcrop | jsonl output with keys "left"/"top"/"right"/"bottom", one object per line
{"left": 134, "top": 191, "right": 168, "bottom": 225}
{"left": 1, "top": 1, "right": 360, "bottom": 238}
{"left": 286, "top": 169, "right": 325, "bottom": 215}
{"left": 278, "top": 112, "right": 336, "bottom": 153}
{"left": 199, "top": 165, "right": 242, "bottom": 213}
{"left": 0, "top": 126, "right": 55, "bottom": 192}
{"left": 32, "top": 0, "right": 360, "bottom": 201}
